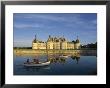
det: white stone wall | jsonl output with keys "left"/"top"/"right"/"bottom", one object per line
{"left": 67, "top": 43, "right": 74, "bottom": 49}
{"left": 75, "top": 43, "right": 80, "bottom": 49}
{"left": 32, "top": 41, "right": 80, "bottom": 50}
{"left": 47, "top": 42, "right": 54, "bottom": 49}
{"left": 32, "top": 42, "right": 46, "bottom": 49}
{"left": 54, "top": 42, "right": 60, "bottom": 49}
{"left": 61, "top": 42, "right": 67, "bottom": 49}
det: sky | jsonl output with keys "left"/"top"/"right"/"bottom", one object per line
{"left": 14, "top": 13, "right": 97, "bottom": 47}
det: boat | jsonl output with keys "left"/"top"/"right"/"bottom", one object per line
{"left": 23, "top": 61, "right": 50, "bottom": 67}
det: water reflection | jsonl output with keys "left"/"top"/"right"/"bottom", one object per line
{"left": 21, "top": 54, "right": 81, "bottom": 74}
{"left": 48, "top": 56, "right": 66, "bottom": 63}
{"left": 14, "top": 53, "right": 97, "bottom": 75}
{"left": 16, "top": 53, "right": 81, "bottom": 64}
{"left": 22, "top": 54, "right": 81, "bottom": 70}
{"left": 23, "top": 65, "right": 50, "bottom": 72}
{"left": 71, "top": 55, "right": 80, "bottom": 64}
{"left": 47, "top": 54, "right": 80, "bottom": 64}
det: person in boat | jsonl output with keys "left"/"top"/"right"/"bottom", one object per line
{"left": 26, "top": 59, "right": 30, "bottom": 64}
{"left": 33, "top": 59, "right": 39, "bottom": 64}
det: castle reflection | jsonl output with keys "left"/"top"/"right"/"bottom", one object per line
{"left": 71, "top": 55, "right": 80, "bottom": 64}
{"left": 47, "top": 54, "right": 80, "bottom": 64}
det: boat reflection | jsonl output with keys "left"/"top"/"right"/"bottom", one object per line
{"left": 47, "top": 54, "right": 80, "bottom": 64}
{"left": 48, "top": 56, "right": 66, "bottom": 63}
{"left": 23, "top": 65, "right": 50, "bottom": 71}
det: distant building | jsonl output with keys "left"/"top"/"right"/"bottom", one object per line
{"left": 32, "top": 35, "right": 80, "bottom": 49}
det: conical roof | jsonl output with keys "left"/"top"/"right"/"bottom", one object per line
{"left": 76, "top": 36, "right": 80, "bottom": 43}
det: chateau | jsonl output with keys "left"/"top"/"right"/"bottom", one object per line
{"left": 32, "top": 35, "right": 80, "bottom": 50}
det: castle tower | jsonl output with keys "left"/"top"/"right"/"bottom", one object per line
{"left": 47, "top": 35, "right": 54, "bottom": 49}
{"left": 33, "top": 35, "right": 37, "bottom": 43}
{"left": 61, "top": 36, "right": 67, "bottom": 49}
{"left": 75, "top": 36, "right": 80, "bottom": 49}
{"left": 32, "top": 35, "right": 37, "bottom": 49}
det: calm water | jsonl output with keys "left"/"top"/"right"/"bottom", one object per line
{"left": 14, "top": 54, "right": 97, "bottom": 75}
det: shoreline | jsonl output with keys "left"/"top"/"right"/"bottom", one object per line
{"left": 14, "top": 49, "right": 97, "bottom": 56}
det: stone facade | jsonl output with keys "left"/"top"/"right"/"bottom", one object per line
{"left": 32, "top": 35, "right": 80, "bottom": 50}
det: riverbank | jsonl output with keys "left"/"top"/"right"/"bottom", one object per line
{"left": 14, "top": 49, "right": 97, "bottom": 56}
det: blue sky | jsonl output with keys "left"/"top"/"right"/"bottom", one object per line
{"left": 14, "top": 13, "right": 97, "bottom": 47}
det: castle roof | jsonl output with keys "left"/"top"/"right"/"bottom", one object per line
{"left": 47, "top": 35, "right": 67, "bottom": 42}
{"left": 33, "top": 35, "right": 43, "bottom": 43}
{"left": 76, "top": 39, "right": 80, "bottom": 43}
{"left": 76, "top": 36, "right": 80, "bottom": 43}
{"left": 33, "top": 35, "right": 80, "bottom": 43}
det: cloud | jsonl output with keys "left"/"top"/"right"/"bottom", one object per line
{"left": 14, "top": 13, "right": 80, "bottom": 22}
{"left": 14, "top": 13, "right": 96, "bottom": 31}
{"left": 65, "top": 19, "right": 97, "bottom": 31}
{"left": 14, "top": 15, "right": 97, "bottom": 42}
{"left": 14, "top": 23, "right": 42, "bottom": 29}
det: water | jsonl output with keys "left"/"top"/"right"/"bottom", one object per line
{"left": 14, "top": 54, "right": 97, "bottom": 75}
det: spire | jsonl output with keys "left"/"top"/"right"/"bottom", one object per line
{"left": 49, "top": 35, "right": 51, "bottom": 38}
{"left": 47, "top": 35, "right": 52, "bottom": 42}
{"left": 77, "top": 36, "right": 78, "bottom": 39}
{"left": 33, "top": 34, "right": 37, "bottom": 43}
{"left": 76, "top": 36, "right": 80, "bottom": 43}
{"left": 35, "top": 35, "right": 36, "bottom": 39}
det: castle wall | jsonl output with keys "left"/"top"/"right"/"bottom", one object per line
{"left": 67, "top": 43, "right": 74, "bottom": 49}
{"left": 54, "top": 42, "right": 60, "bottom": 49}
{"left": 32, "top": 42, "right": 46, "bottom": 49}
{"left": 32, "top": 43, "right": 38, "bottom": 49}
{"left": 61, "top": 42, "right": 67, "bottom": 49}
{"left": 47, "top": 42, "right": 54, "bottom": 49}
{"left": 75, "top": 43, "right": 80, "bottom": 49}
{"left": 32, "top": 42, "right": 80, "bottom": 50}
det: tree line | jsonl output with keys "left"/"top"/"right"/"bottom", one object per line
{"left": 81, "top": 42, "right": 97, "bottom": 49}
